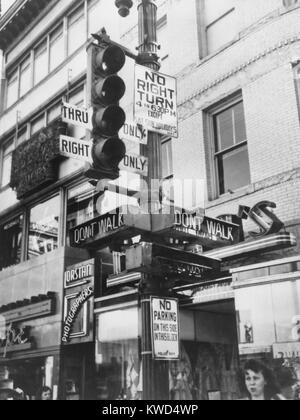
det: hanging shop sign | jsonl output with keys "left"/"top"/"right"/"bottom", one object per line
{"left": 120, "top": 152, "right": 148, "bottom": 176}
{"left": 273, "top": 342, "right": 300, "bottom": 359}
{"left": 10, "top": 120, "right": 67, "bottom": 199}
{"left": 134, "top": 64, "right": 178, "bottom": 138}
{"left": 61, "top": 102, "right": 93, "bottom": 130}
{"left": 59, "top": 135, "right": 92, "bottom": 162}
{"left": 64, "top": 259, "right": 94, "bottom": 289}
{"left": 69, "top": 205, "right": 151, "bottom": 248}
{"left": 152, "top": 209, "right": 240, "bottom": 248}
{"left": 62, "top": 259, "right": 95, "bottom": 344}
{"left": 151, "top": 297, "right": 180, "bottom": 360}
{"left": 119, "top": 121, "right": 148, "bottom": 145}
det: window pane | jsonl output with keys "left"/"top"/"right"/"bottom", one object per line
{"left": 34, "top": 41, "right": 48, "bottom": 85}
{"left": 50, "top": 25, "right": 64, "bottom": 71}
{"left": 88, "top": 0, "right": 101, "bottom": 35}
{"left": 1, "top": 142, "right": 13, "bottom": 187}
{"left": 7, "top": 71, "right": 18, "bottom": 108}
{"left": 19, "top": 56, "right": 31, "bottom": 97}
{"left": 31, "top": 115, "right": 44, "bottom": 135}
{"left": 68, "top": 6, "right": 85, "bottom": 56}
{"left": 162, "top": 140, "right": 173, "bottom": 178}
{"left": 47, "top": 102, "right": 61, "bottom": 123}
{"left": 28, "top": 196, "right": 60, "bottom": 260}
{"left": 17, "top": 127, "right": 27, "bottom": 145}
{"left": 234, "top": 102, "right": 247, "bottom": 144}
{"left": 215, "top": 107, "right": 234, "bottom": 151}
{"left": 0, "top": 216, "right": 23, "bottom": 271}
{"left": 218, "top": 144, "right": 250, "bottom": 194}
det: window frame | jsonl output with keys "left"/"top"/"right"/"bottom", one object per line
{"left": 206, "top": 94, "right": 250, "bottom": 199}
{"left": 0, "top": 137, "right": 14, "bottom": 189}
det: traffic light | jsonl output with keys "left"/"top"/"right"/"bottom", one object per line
{"left": 85, "top": 41, "right": 126, "bottom": 180}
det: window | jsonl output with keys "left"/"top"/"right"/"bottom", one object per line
{"left": 17, "top": 127, "right": 28, "bottom": 145}
{"left": 28, "top": 196, "right": 60, "bottom": 260}
{"left": 68, "top": 6, "right": 85, "bottom": 56}
{"left": 47, "top": 101, "right": 61, "bottom": 123}
{"left": 34, "top": 41, "right": 48, "bottom": 85}
{"left": 68, "top": 87, "right": 85, "bottom": 139}
{"left": 204, "top": 0, "right": 237, "bottom": 54}
{"left": 19, "top": 56, "right": 31, "bottom": 97}
{"left": 213, "top": 100, "right": 250, "bottom": 196}
{"left": 30, "top": 114, "right": 45, "bottom": 135}
{"left": 88, "top": 0, "right": 100, "bottom": 35}
{"left": 0, "top": 215, "right": 23, "bottom": 271}
{"left": 6, "top": 70, "right": 18, "bottom": 108}
{"left": 50, "top": 25, "right": 65, "bottom": 72}
{"left": 1, "top": 140, "right": 14, "bottom": 188}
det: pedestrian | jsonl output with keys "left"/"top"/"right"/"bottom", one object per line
{"left": 240, "top": 359, "right": 285, "bottom": 400}
{"left": 38, "top": 386, "right": 53, "bottom": 401}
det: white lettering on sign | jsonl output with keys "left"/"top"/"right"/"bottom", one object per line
{"left": 273, "top": 342, "right": 300, "bottom": 359}
{"left": 62, "top": 102, "right": 93, "bottom": 130}
{"left": 64, "top": 260, "right": 94, "bottom": 288}
{"left": 134, "top": 64, "right": 178, "bottom": 138}
{"left": 120, "top": 153, "right": 148, "bottom": 176}
{"left": 59, "top": 135, "right": 92, "bottom": 162}
{"left": 151, "top": 297, "right": 179, "bottom": 360}
{"left": 120, "top": 121, "right": 148, "bottom": 145}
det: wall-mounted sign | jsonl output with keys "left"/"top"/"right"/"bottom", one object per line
{"left": 120, "top": 152, "right": 148, "bottom": 177}
{"left": 62, "top": 286, "right": 93, "bottom": 343}
{"left": 62, "top": 102, "right": 93, "bottom": 130}
{"left": 273, "top": 342, "right": 300, "bottom": 359}
{"left": 10, "top": 120, "right": 67, "bottom": 199}
{"left": 59, "top": 135, "right": 92, "bottom": 162}
{"left": 0, "top": 324, "right": 33, "bottom": 357}
{"left": 119, "top": 121, "right": 148, "bottom": 145}
{"left": 134, "top": 64, "right": 178, "bottom": 138}
{"left": 69, "top": 206, "right": 151, "bottom": 248}
{"left": 64, "top": 259, "right": 94, "bottom": 289}
{"left": 152, "top": 209, "right": 240, "bottom": 249}
{"left": 151, "top": 297, "right": 180, "bottom": 360}
{"left": 62, "top": 259, "right": 95, "bottom": 345}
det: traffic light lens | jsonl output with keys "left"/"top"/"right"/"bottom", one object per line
{"left": 94, "top": 105, "right": 126, "bottom": 137}
{"left": 94, "top": 75, "right": 126, "bottom": 105}
{"left": 96, "top": 46, "right": 126, "bottom": 75}
{"left": 93, "top": 137, "right": 126, "bottom": 170}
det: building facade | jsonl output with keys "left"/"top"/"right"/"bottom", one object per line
{"left": 0, "top": 0, "right": 300, "bottom": 400}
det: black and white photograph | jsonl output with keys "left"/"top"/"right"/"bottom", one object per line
{"left": 0, "top": 0, "right": 300, "bottom": 404}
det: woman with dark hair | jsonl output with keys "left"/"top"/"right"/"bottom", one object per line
{"left": 241, "top": 360, "right": 285, "bottom": 400}
{"left": 37, "top": 386, "right": 52, "bottom": 401}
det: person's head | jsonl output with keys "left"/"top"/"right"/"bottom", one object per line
{"left": 275, "top": 367, "right": 298, "bottom": 400}
{"left": 40, "top": 386, "right": 52, "bottom": 401}
{"left": 242, "top": 360, "right": 281, "bottom": 400}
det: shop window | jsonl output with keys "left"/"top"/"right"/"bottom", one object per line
{"left": 50, "top": 25, "right": 65, "bottom": 72}
{"left": 204, "top": 0, "right": 237, "bottom": 54}
{"left": 34, "top": 40, "right": 48, "bottom": 86}
{"left": 6, "top": 69, "right": 18, "bottom": 108}
{"left": 68, "top": 5, "right": 86, "bottom": 56}
{"left": 1, "top": 140, "right": 14, "bottom": 188}
{"left": 27, "top": 196, "right": 60, "bottom": 260}
{"left": 96, "top": 307, "right": 140, "bottom": 400}
{"left": 19, "top": 55, "right": 31, "bottom": 97}
{"left": 213, "top": 99, "right": 250, "bottom": 196}
{"left": 0, "top": 215, "right": 23, "bottom": 271}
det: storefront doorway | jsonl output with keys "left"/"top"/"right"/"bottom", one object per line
{"left": 170, "top": 300, "right": 241, "bottom": 400}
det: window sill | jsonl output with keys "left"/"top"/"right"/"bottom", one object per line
{"left": 206, "top": 184, "right": 254, "bottom": 210}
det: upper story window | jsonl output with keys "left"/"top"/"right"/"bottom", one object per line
{"left": 1, "top": 139, "right": 14, "bottom": 188}
{"left": 34, "top": 40, "right": 48, "bottom": 86}
{"left": 213, "top": 99, "right": 250, "bottom": 196}
{"left": 47, "top": 101, "right": 61, "bottom": 123}
{"left": 204, "top": 0, "right": 237, "bottom": 55}
{"left": 6, "top": 69, "right": 18, "bottom": 109}
{"left": 0, "top": 215, "right": 23, "bottom": 272}
{"left": 17, "top": 127, "right": 28, "bottom": 145}
{"left": 50, "top": 25, "right": 65, "bottom": 72}
{"left": 28, "top": 195, "right": 60, "bottom": 260}
{"left": 68, "top": 5, "right": 85, "bottom": 56}
{"left": 19, "top": 55, "right": 31, "bottom": 97}
{"left": 88, "top": 0, "right": 101, "bottom": 35}
{"left": 30, "top": 114, "right": 45, "bottom": 135}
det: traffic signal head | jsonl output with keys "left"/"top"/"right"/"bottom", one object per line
{"left": 115, "top": 0, "right": 133, "bottom": 17}
{"left": 86, "top": 42, "right": 127, "bottom": 180}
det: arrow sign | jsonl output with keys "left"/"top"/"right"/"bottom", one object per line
{"left": 62, "top": 102, "right": 93, "bottom": 130}
{"left": 59, "top": 135, "right": 92, "bottom": 162}
{"left": 120, "top": 152, "right": 148, "bottom": 176}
